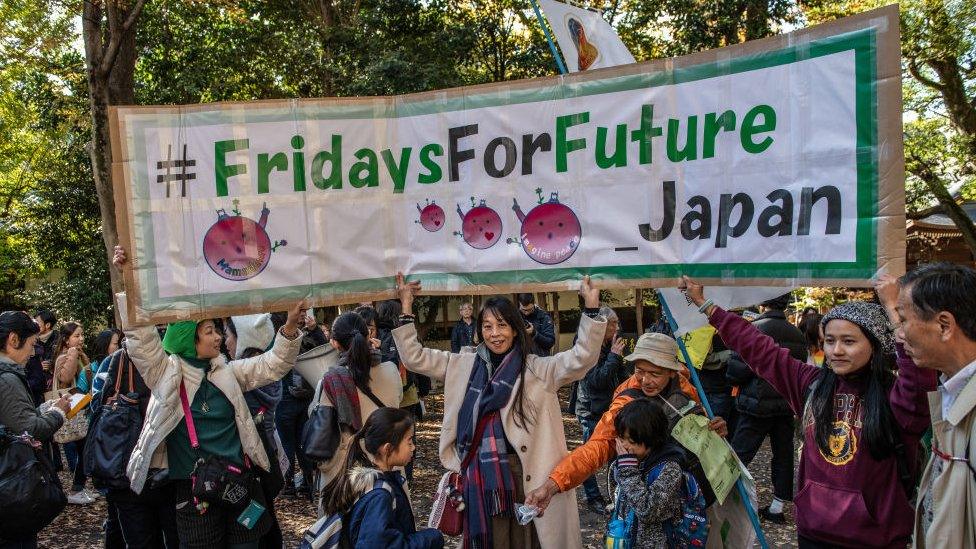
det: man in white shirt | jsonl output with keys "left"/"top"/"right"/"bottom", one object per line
{"left": 895, "top": 263, "right": 976, "bottom": 548}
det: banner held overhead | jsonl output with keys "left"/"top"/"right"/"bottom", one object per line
{"left": 111, "top": 6, "right": 903, "bottom": 326}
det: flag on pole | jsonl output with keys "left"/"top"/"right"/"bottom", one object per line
{"left": 536, "top": 0, "right": 635, "bottom": 71}
{"left": 658, "top": 287, "right": 797, "bottom": 336}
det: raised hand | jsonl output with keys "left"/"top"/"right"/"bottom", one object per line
{"left": 395, "top": 272, "right": 422, "bottom": 313}
{"left": 579, "top": 275, "right": 600, "bottom": 309}
{"left": 679, "top": 275, "right": 706, "bottom": 308}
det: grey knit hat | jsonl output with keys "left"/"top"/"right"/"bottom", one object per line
{"left": 821, "top": 301, "right": 896, "bottom": 354}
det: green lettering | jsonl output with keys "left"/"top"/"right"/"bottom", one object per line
{"left": 556, "top": 112, "right": 589, "bottom": 173}
{"left": 740, "top": 104, "right": 776, "bottom": 154}
{"left": 595, "top": 124, "right": 628, "bottom": 169}
{"left": 291, "top": 135, "right": 306, "bottom": 192}
{"left": 349, "top": 148, "right": 379, "bottom": 188}
{"left": 702, "top": 111, "right": 736, "bottom": 159}
{"left": 214, "top": 139, "right": 249, "bottom": 197}
{"left": 666, "top": 115, "right": 698, "bottom": 162}
{"left": 311, "top": 135, "right": 342, "bottom": 190}
{"left": 418, "top": 143, "right": 443, "bottom": 184}
{"left": 381, "top": 147, "right": 412, "bottom": 193}
{"left": 630, "top": 104, "right": 664, "bottom": 165}
{"left": 257, "top": 152, "right": 288, "bottom": 194}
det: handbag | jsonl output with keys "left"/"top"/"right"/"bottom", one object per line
{"left": 40, "top": 392, "right": 91, "bottom": 445}
{"left": 301, "top": 378, "right": 387, "bottom": 463}
{"left": 179, "top": 380, "right": 253, "bottom": 512}
{"left": 428, "top": 413, "right": 492, "bottom": 536}
{"left": 85, "top": 350, "right": 143, "bottom": 489}
{"left": 0, "top": 426, "right": 67, "bottom": 539}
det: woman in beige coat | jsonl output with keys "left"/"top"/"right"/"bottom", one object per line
{"left": 392, "top": 273, "right": 605, "bottom": 549}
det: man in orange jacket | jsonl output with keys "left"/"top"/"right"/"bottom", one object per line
{"left": 525, "top": 332, "right": 728, "bottom": 514}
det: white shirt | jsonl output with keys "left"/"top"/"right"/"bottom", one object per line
{"left": 939, "top": 357, "right": 976, "bottom": 419}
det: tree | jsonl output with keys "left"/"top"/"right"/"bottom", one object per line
{"left": 81, "top": 0, "right": 146, "bottom": 303}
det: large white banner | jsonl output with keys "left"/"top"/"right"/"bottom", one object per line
{"left": 111, "top": 7, "right": 903, "bottom": 325}
{"left": 537, "top": 0, "right": 635, "bottom": 72}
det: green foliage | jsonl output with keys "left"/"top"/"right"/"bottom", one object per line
{"left": 21, "top": 254, "right": 114, "bottom": 330}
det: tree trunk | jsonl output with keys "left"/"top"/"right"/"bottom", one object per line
{"left": 82, "top": 0, "right": 144, "bottom": 314}
{"left": 916, "top": 161, "right": 976, "bottom": 259}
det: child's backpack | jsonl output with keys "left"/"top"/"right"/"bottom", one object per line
{"left": 299, "top": 478, "right": 395, "bottom": 549}
{"left": 647, "top": 462, "right": 709, "bottom": 548}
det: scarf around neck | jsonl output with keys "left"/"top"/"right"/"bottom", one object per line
{"left": 456, "top": 344, "right": 523, "bottom": 549}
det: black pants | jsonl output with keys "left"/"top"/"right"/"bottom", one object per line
{"left": 731, "top": 413, "right": 795, "bottom": 501}
{"left": 108, "top": 483, "right": 179, "bottom": 549}
{"left": 275, "top": 398, "right": 313, "bottom": 488}
{"left": 0, "top": 537, "right": 37, "bottom": 549}
{"left": 71, "top": 435, "right": 88, "bottom": 492}
{"left": 104, "top": 497, "right": 125, "bottom": 549}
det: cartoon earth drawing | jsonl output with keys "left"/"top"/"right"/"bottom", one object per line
{"left": 454, "top": 197, "right": 503, "bottom": 249}
{"left": 508, "top": 188, "right": 582, "bottom": 265}
{"left": 416, "top": 199, "right": 445, "bottom": 232}
{"left": 202, "top": 200, "right": 287, "bottom": 281}
{"left": 568, "top": 17, "right": 599, "bottom": 71}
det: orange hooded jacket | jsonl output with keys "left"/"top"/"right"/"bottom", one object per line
{"left": 550, "top": 371, "right": 699, "bottom": 492}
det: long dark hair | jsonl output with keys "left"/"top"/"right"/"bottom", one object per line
{"left": 91, "top": 329, "right": 122, "bottom": 364}
{"left": 0, "top": 311, "right": 40, "bottom": 353}
{"left": 52, "top": 321, "right": 82, "bottom": 360}
{"left": 332, "top": 312, "right": 374, "bottom": 391}
{"left": 477, "top": 296, "right": 535, "bottom": 428}
{"left": 375, "top": 300, "right": 401, "bottom": 332}
{"left": 812, "top": 326, "right": 899, "bottom": 461}
{"left": 320, "top": 407, "right": 415, "bottom": 516}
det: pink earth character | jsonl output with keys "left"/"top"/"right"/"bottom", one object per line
{"left": 416, "top": 199, "right": 446, "bottom": 232}
{"left": 509, "top": 188, "right": 582, "bottom": 265}
{"left": 202, "top": 200, "right": 287, "bottom": 281}
{"left": 454, "top": 197, "right": 503, "bottom": 249}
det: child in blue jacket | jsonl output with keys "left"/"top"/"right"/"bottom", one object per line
{"left": 321, "top": 406, "right": 443, "bottom": 549}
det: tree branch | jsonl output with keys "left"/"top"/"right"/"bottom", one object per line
{"left": 98, "top": 0, "right": 146, "bottom": 77}
{"left": 907, "top": 57, "right": 946, "bottom": 92}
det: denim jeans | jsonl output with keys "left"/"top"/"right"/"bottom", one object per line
{"left": 576, "top": 416, "right": 605, "bottom": 503}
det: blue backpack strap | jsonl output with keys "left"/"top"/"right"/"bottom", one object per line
{"left": 371, "top": 478, "right": 396, "bottom": 511}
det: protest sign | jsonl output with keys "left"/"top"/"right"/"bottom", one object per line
{"left": 536, "top": 0, "right": 636, "bottom": 72}
{"left": 671, "top": 413, "right": 741, "bottom": 504}
{"left": 111, "top": 7, "right": 903, "bottom": 325}
{"left": 706, "top": 466, "right": 759, "bottom": 549}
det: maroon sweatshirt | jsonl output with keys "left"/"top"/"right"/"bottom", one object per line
{"left": 710, "top": 307, "right": 936, "bottom": 548}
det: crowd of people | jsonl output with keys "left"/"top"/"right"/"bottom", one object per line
{"left": 1, "top": 250, "right": 975, "bottom": 549}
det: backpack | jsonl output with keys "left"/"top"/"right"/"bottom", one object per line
{"left": 647, "top": 462, "right": 709, "bottom": 548}
{"left": 299, "top": 478, "right": 395, "bottom": 549}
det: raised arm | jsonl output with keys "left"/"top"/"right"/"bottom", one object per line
{"left": 530, "top": 276, "right": 605, "bottom": 391}
{"left": 680, "top": 277, "right": 820, "bottom": 413}
{"left": 389, "top": 272, "right": 452, "bottom": 381}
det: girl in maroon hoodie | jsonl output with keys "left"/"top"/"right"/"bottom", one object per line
{"left": 681, "top": 276, "right": 936, "bottom": 548}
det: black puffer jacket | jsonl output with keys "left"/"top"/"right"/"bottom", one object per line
{"left": 574, "top": 340, "right": 632, "bottom": 420}
{"left": 725, "top": 310, "right": 807, "bottom": 417}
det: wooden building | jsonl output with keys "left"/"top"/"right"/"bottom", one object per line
{"left": 906, "top": 200, "right": 976, "bottom": 268}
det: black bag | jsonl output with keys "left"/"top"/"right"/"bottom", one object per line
{"left": 85, "top": 351, "right": 143, "bottom": 490}
{"left": 301, "top": 378, "right": 387, "bottom": 463}
{"left": 0, "top": 426, "right": 67, "bottom": 539}
{"left": 253, "top": 407, "right": 285, "bottom": 498}
{"left": 301, "top": 402, "right": 340, "bottom": 463}
{"left": 191, "top": 455, "right": 254, "bottom": 511}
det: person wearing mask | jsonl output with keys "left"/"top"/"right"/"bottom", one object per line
{"left": 52, "top": 321, "right": 97, "bottom": 505}
{"left": 682, "top": 275, "right": 936, "bottom": 548}
{"left": 393, "top": 273, "right": 605, "bottom": 549}
{"left": 451, "top": 302, "right": 476, "bottom": 353}
{"left": 725, "top": 293, "right": 807, "bottom": 523}
{"left": 32, "top": 310, "right": 58, "bottom": 394}
{"left": 894, "top": 264, "right": 976, "bottom": 548}
{"left": 0, "top": 311, "right": 71, "bottom": 549}
{"left": 525, "top": 332, "right": 727, "bottom": 518}
{"left": 517, "top": 293, "right": 555, "bottom": 356}
{"left": 571, "top": 305, "right": 629, "bottom": 514}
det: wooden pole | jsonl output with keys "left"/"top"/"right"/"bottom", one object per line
{"left": 635, "top": 288, "right": 644, "bottom": 334}
{"left": 551, "top": 291, "right": 560, "bottom": 353}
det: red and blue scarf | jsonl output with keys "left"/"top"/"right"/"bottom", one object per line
{"left": 456, "top": 345, "right": 522, "bottom": 549}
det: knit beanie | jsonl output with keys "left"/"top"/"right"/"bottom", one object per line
{"left": 161, "top": 320, "right": 198, "bottom": 359}
{"left": 232, "top": 313, "right": 275, "bottom": 360}
{"left": 821, "top": 301, "right": 895, "bottom": 354}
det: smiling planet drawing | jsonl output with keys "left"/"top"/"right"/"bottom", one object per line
{"left": 202, "top": 201, "right": 287, "bottom": 281}
{"left": 509, "top": 188, "right": 582, "bottom": 265}
{"left": 454, "top": 197, "right": 503, "bottom": 249}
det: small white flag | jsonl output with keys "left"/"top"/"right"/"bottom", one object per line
{"left": 659, "top": 286, "right": 796, "bottom": 336}
{"left": 537, "top": 0, "right": 635, "bottom": 72}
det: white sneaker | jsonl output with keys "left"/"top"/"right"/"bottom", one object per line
{"left": 67, "top": 491, "right": 94, "bottom": 505}
{"left": 84, "top": 488, "right": 103, "bottom": 500}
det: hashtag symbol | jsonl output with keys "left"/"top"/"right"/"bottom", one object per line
{"left": 157, "top": 144, "right": 197, "bottom": 198}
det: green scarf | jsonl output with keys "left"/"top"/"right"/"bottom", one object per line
{"left": 162, "top": 320, "right": 198, "bottom": 359}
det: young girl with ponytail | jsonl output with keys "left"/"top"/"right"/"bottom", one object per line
{"left": 681, "top": 275, "right": 936, "bottom": 548}
{"left": 314, "top": 312, "right": 403, "bottom": 499}
{"left": 321, "top": 406, "right": 443, "bottom": 548}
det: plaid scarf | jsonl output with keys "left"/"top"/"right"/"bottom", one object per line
{"left": 456, "top": 345, "right": 522, "bottom": 549}
{"left": 322, "top": 362, "right": 363, "bottom": 432}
